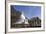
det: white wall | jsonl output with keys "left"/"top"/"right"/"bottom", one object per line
{"left": 0, "top": 0, "right": 5, "bottom": 34}
{"left": 0, "top": 0, "right": 46, "bottom": 34}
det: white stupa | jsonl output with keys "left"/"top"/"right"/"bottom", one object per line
{"left": 21, "top": 12, "right": 29, "bottom": 24}
{"left": 14, "top": 11, "right": 29, "bottom": 24}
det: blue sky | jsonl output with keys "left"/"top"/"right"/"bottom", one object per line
{"left": 11, "top": 5, "right": 41, "bottom": 19}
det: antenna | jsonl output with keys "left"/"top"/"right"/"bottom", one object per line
{"left": 22, "top": 11, "right": 24, "bottom": 15}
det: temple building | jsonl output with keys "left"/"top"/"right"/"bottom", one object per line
{"left": 14, "top": 12, "right": 29, "bottom": 25}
